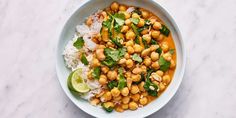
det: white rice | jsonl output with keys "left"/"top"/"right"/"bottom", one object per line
{"left": 63, "top": 10, "right": 104, "bottom": 100}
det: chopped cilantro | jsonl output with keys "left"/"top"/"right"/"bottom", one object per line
{"left": 92, "top": 67, "right": 101, "bottom": 79}
{"left": 160, "top": 24, "right": 170, "bottom": 36}
{"left": 73, "top": 37, "right": 84, "bottom": 49}
{"left": 130, "top": 18, "right": 140, "bottom": 25}
{"left": 159, "top": 56, "right": 171, "bottom": 71}
{"left": 132, "top": 54, "right": 142, "bottom": 63}
{"left": 80, "top": 53, "right": 88, "bottom": 65}
{"left": 107, "top": 80, "right": 118, "bottom": 90}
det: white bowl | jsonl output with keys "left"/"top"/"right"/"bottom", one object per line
{"left": 56, "top": 0, "right": 186, "bottom": 117}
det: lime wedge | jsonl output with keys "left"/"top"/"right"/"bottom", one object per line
{"left": 67, "top": 68, "right": 90, "bottom": 93}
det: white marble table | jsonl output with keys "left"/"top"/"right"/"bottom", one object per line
{"left": 1, "top": 0, "right": 236, "bottom": 117}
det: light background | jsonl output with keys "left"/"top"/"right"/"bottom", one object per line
{"left": 0, "top": 0, "right": 236, "bottom": 118}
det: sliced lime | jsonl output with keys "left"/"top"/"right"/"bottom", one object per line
{"left": 67, "top": 68, "right": 90, "bottom": 93}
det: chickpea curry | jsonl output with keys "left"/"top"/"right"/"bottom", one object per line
{"left": 65, "top": 2, "right": 176, "bottom": 113}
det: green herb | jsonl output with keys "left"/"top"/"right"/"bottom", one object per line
{"left": 92, "top": 67, "right": 101, "bottom": 79}
{"left": 142, "top": 38, "right": 148, "bottom": 49}
{"left": 143, "top": 69, "right": 158, "bottom": 96}
{"left": 130, "top": 18, "right": 140, "bottom": 25}
{"left": 102, "top": 103, "right": 113, "bottom": 112}
{"left": 114, "top": 22, "right": 121, "bottom": 33}
{"left": 73, "top": 37, "right": 84, "bottom": 49}
{"left": 132, "top": 54, "right": 142, "bottom": 63}
{"left": 131, "top": 23, "right": 139, "bottom": 36}
{"left": 101, "top": 58, "right": 116, "bottom": 68}
{"left": 169, "top": 49, "right": 175, "bottom": 54}
{"left": 134, "top": 37, "right": 140, "bottom": 44}
{"left": 159, "top": 56, "right": 171, "bottom": 71}
{"left": 113, "top": 13, "right": 125, "bottom": 26}
{"left": 102, "top": 48, "right": 126, "bottom": 68}
{"left": 111, "top": 37, "right": 123, "bottom": 48}
{"left": 80, "top": 53, "right": 88, "bottom": 65}
{"left": 156, "top": 47, "right": 162, "bottom": 55}
{"left": 160, "top": 24, "right": 170, "bottom": 36}
{"left": 145, "top": 19, "right": 151, "bottom": 25}
{"left": 102, "top": 18, "right": 113, "bottom": 38}
{"left": 107, "top": 80, "right": 118, "bottom": 90}
{"left": 150, "top": 39, "right": 157, "bottom": 45}
{"left": 117, "top": 68, "right": 126, "bottom": 90}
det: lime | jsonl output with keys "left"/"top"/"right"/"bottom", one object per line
{"left": 67, "top": 68, "right": 90, "bottom": 93}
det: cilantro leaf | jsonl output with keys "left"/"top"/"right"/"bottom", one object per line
{"left": 142, "top": 38, "right": 148, "bottom": 49}
{"left": 160, "top": 24, "right": 170, "bottom": 36}
{"left": 101, "top": 58, "right": 116, "bottom": 68}
{"left": 156, "top": 47, "right": 162, "bottom": 56}
{"left": 107, "top": 80, "right": 118, "bottom": 90}
{"left": 80, "top": 53, "right": 88, "bottom": 65}
{"left": 132, "top": 54, "right": 142, "bottom": 63}
{"left": 113, "top": 13, "right": 125, "bottom": 26}
{"left": 130, "top": 18, "right": 140, "bottom": 25}
{"left": 159, "top": 56, "right": 171, "bottom": 71}
{"left": 111, "top": 37, "right": 123, "bottom": 48}
{"left": 102, "top": 103, "right": 114, "bottom": 112}
{"left": 151, "top": 39, "right": 157, "bottom": 45}
{"left": 73, "top": 37, "right": 84, "bottom": 49}
{"left": 92, "top": 67, "right": 101, "bottom": 79}
{"left": 143, "top": 69, "right": 158, "bottom": 96}
{"left": 102, "top": 48, "right": 126, "bottom": 68}
{"left": 131, "top": 24, "right": 139, "bottom": 36}
{"left": 169, "top": 49, "right": 175, "bottom": 55}
{"left": 117, "top": 68, "right": 126, "bottom": 90}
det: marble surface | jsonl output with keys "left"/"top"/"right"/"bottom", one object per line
{"left": 0, "top": 0, "right": 236, "bottom": 118}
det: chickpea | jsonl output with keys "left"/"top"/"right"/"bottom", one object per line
{"left": 125, "top": 40, "right": 134, "bottom": 47}
{"left": 110, "top": 2, "right": 119, "bottom": 11}
{"left": 153, "top": 81, "right": 159, "bottom": 86}
{"left": 151, "top": 61, "right": 160, "bottom": 69}
{"left": 101, "top": 11, "right": 107, "bottom": 19}
{"left": 125, "top": 71, "right": 132, "bottom": 78}
{"left": 131, "top": 85, "right": 140, "bottom": 94}
{"left": 86, "top": 17, "right": 92, "bottom": 26}
{"left": 119, "top": 5, "right": 127, "bottom": 11}
{"left": 96, "top": 48, "right": 105, "bottom": 61}
{"left": 127, "top": 77, "right": 132, "bottom": 89}
{"left": 92, "top": 58, "right": 100, "bottom": 67}
{"left": 138, "top": 82, "right": 145, "bottom": 92}
{"left": 159, "top": 82, "right": 166, "bottom": 91}
{"left": 90, "top": 98, "right": 100, "bottom": 106}
{"left": 103, "top": 101, "right": 114, "bottom": 108}
{"left": 141, "top": 48, "right": 151, "bottom": 57}
{"left": 170, "top": 59, "right": 176, "bottom": 69}
{"left": 141, "top": 65, "right": 147, "bottom": 73}
{"left": 96, "top": 91, "right": 105, "bottom": 98}
{"left": 132, "top": 67, "right": 142, "bottom": 74}
{"left": 157, "top": 34, "right": 164, "bottom": 41}
{"left": 161, "top": 42, "right": 169, "bottom": 52}
{"left": 142, "top": 34, "right": 151, "bottom": 44}
{"left": 151, "top": 30, "right": 160, "bottom": 39}
{"left": 125, "top": 19, "right": 132, "bottom": 26}
{"left": 115, "top": 106, "right": 124, "bottom": 112}
{"left": 150, "top": 45, "right": 159, "bottom": 52}
{"left": 119, "top": 58, "right": 126, "bottom": 65}
{"left": 141, "top": 10, "right": 149, "bottom": 18}
{"left": 143, "top": 57, "right": 152, "bottom": 66}
{"left": 101, "top": 91, "right": 112, "bottom": 102}
{"left": 131, "top": 74, "right": 141, "bottom": 82}
{"left": 101, "top": 28, "right": 109, "bottom": 42}
{"left": 139, "top": 97, "right": 148, "bottom": 105}
{"left": 113, "top": 95, "right": 122, "bottom": 101}
{"left": 153, "top": 22, "right": 162, "bottom": 30}
{"left": 141, "top": 29, "right": 149, "bottom": 35}
{"left": 122, "top": 11, "right": 131, "bottom": 19}
{"left": 132, "top": 13, "right": 140, "bottom": 18}
{"left": 150, "top": 52, "right": 159, "bottom": 61}
{"left": 107, "top": 70, "right": 118, "bottom": 80}
{"left": 121, "top": 104, "right": 129, "bottom": 110}
{"left": 121, "top": 25, "right": 129, "bottom": 33}
{"left": 133, "top": 44, "right": 144, "bottom": 53}
{"left": 163, "top": 75, "right": 171, "bottom": 85}
{"left": 156, "top": 70, "right": 164, "bottom": 77}
{"left": 111, "top": 87, "right": 120, "bottom": 97}
{"left": 126, "top": 59, "right": 134, "bottom": 68}
{"left": 127, "top": 46, "right": 135, "bottom": 54}
{"left": 126, "top": 30, "right": 136, "bottom": 40}
{"left": 163, "top": 53, "right": 172, "bottom": 61}
{"left": 99, "top": 74, "right": 107, "bottom": 85}
{"left": 137, "top": 19, "right": 145, "bottom": 27}
{"left": 122, "top": 96, "right": 130, "bottom": 104}
{"left": 142, "top": 92, "right": 148, "bottom": 97}
{"left": 129, "top": 101, "right": 138, "bottom": 110}
{"left": 124, "top": 53, "right": 130, "bottom": 59}
{"left": 131, "top": 94, "right": 140, "bottom": 102}
{"left": 121, "top": 87, "right": 129, "bottom": 96}
{"left": 101, "top": 66, "right": 109, "bottom": 74}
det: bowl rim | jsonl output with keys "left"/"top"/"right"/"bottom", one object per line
{"left": 56, "top": 0, "right": 186, "bottom": 117}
